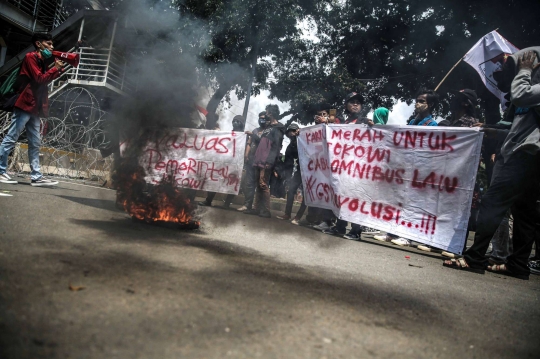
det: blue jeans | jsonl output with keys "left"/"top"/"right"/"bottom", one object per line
{"left": 0, "top": 108, "right": 42, "bottom": 180}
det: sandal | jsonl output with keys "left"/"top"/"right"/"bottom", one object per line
{"left": 443, "top": 258, "right": 485, "bottom": 274}
{"left": 487, "top": 263, "right": 529, "bottom": 280}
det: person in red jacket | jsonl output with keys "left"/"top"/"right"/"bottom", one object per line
{"left": 0, "top": 33, "right": 64, "bottom": 186}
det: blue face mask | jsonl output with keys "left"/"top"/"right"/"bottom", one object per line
{"left": 40, "top": 46, "right": 52, "bottom": 59}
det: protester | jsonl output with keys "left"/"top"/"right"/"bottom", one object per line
{"left": 0, "top": 33, "right": 63, "bottom": 186}
{"left": 372, "top": 107, "right": 389, "bottom": 125}
{"left": 245, "top": 104, "right": 285, "bottom": 218}
{"left": 304, "top": 106, "right": 337, "bottom": 230}
{"left": 199, "top": 115, "right": 245, "bottom": 208}
{"left": 270, "top": 154, "right": 287, "bottom": 199}
{"left": 443, "top": 49, "right": 540, "bottom": 280}
{"left": 323, "top": 92, "right": 374, "bottom": 240}
{"left": 237, "top": 112, "right": 266, "bottom": 212}
{"left": 377, "top": 89, "right": 439, "bottom": 246}
{"left": 276, "top": 123, "right": 308, "bottom": 224}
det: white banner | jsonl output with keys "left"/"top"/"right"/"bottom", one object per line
{"left": 121, "top": 128, "right": 246, "bottom": 194}
{"left": 298, "top": 124, "right": 483, "bottom": 254}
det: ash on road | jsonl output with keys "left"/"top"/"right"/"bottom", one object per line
{"left": 0, "top": 181, "right": 538, "bottom": 359}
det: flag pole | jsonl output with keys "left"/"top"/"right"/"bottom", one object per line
{"left": 434, "top": 28, "right": 499, "bottom": 92}
{"left": 434, "top": 57, "right": 464, "bottom": 92}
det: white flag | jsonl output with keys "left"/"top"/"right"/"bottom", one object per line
{"left": 463, "top": 31, "right": 519, "bottom": 108}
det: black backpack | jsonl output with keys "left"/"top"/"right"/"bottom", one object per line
{"left": 0, "top": 66, "right": 22, "bottom": 112}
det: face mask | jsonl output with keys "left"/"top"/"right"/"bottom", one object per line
{"left": 232, "top": 120, "right": 243, "bottom": 131}
{"left": 415, "top": 103, "right": 428, "bottom": 113}
{"left": 39, "top": 44, "right": 52, "bottom": 59}
{"left": 258, "top": 118, "right": 267, "bottom": 127}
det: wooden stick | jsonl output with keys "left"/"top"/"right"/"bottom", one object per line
{"left": 434, "top": 57, "right": 464, "bottom": 92}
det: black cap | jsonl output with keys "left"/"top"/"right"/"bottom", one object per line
{"left": 287, "top": 123, "right": 300, "bottom": 131}
{"left": 455, "top": 89, "right": 478, "bottom": 103}
{"left": 345, "top": 92, "right": 363, "bottom": 103}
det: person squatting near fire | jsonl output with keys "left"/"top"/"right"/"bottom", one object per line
{"left": 198, "top": 115, "right": 245, "bottom": 208}
{"left": 443, "top": 48, "right": 540, "bottom": 280}
{"left": 276, "top": 123, "right": 308, "bottom": 224}
{"left": 321, "top": 92, "right": 381, "bottom": 240}
{"left": 0, "top": 33, "right": 64, "bottom": 187}
{"left": 244, "top": 105, "right": 286, "bottom": 218}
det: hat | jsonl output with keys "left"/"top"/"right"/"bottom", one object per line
{"left": 344, "top": 92, "right": 363, "bottom": 103}
{"left": 455, "top": 89, "right": 478, "bottom": 103}
{"left": 287, "top": 123, "right": 300, "bottom": 131}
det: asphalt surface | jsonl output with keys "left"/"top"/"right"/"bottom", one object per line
{"left": 0, "top": 179, "right": 539, "bottom": 359}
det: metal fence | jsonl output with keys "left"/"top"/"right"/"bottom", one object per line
{"left": 5, "top": 0, "right": 66, "bottom": 31}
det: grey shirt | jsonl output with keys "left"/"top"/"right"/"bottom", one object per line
{"left": 500, "top": 58, "right": 540, "bottom": 162}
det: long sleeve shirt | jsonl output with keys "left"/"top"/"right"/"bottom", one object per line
{"left": 14, "top": 52, "right": 63, "bottom": 116}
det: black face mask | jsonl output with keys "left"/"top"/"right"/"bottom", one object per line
{"left": 232, "top": 119, "right": 243, "bottom": 131}
{"left": 258, "top": 117, "right": 268, "bottom": 127}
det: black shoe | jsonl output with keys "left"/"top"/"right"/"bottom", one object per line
{"left": 31, "top": 178, "right": 58, "bottom": 187}
{"left": 198, "top": 201, "right": 212, "bottom": 207}
{"left": 244, "top": 209, "right": 259, "bottom": 215}
{"left": 322, "top": 227, "right": 346, "bottom": 236}
{"left": 258, "top": 211, "right": 271, "bottom": 218}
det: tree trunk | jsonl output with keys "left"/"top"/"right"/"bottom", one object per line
{"left": 204, "top": 81, "right": 235, "bottom": 129}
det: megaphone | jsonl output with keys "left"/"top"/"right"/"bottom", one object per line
{"left": 52, "top": 51, "right": 80, "bottom": 68}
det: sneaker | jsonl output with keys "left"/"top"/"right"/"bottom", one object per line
{"left": 343, "top": 233, "right": 360, "bottom": 241}
{"left": 0, "top": 173, "right": 18, "bottom": 184}
{"left": 198, "top": 201, "right": 212, "bottom": 207}
{"left": 244, "top": 209, "right": 259, "bottom": 215}
{"left": 528, "top": 260, "right": 540, "bottom": 275}
{"left": 276, "top": 214, "right": 291, "bottom": 220}
{"left": 373, "top": 234, "right": 391, "bottom": 242}
{"left": 361, "top": 227, "right": 380, "bottom": 235}
{"left": 258, "top": 211, "right": 271, "bottom": 218}
{"left": 417, "top": 244, "right": 433, "bottom": 252}
{"left": 313, "top": 222, "right": 332, "bottom": 231}
{"left": 30, "top": 178, "right": 58, "bottom": 187}
{"left": 322, "top": 227, "right": 346, "bottom": 236}
{"left": 237, "top": 206, "right": 249, "bottom": 212}
{"left": 391, "top": 238, "right": 411, "bottom": 246}
{"left": 291, "top": 218, "right": 300, "bottom": 225}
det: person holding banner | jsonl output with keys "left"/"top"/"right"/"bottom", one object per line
{"left": 276, "top": 123, "right": 308, "bottom": 224}
{"left": 323, "top": 92, "right": 373, "bottom": 240}
{"left": 444, "top": 49, "right": 540, "bottom": 279}
{"left": 386, "top": 89, "right": 440, "bottom": 247}
{"left": 246, "top": 104, "right": 286, "bottom": 218}
{"left": 199, "top": 115, "right": 245, "bottom": 208}
{"left": 238, "top": 112, "right": 266, "bottom": 212}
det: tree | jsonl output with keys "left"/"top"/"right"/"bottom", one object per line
{"left": 269, "top": 0, "right": 540, "bottom": 125}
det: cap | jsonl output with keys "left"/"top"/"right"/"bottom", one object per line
{"left": 345, "top": 92, "right": 363, "bottom": 103}
{"left": 287, "top": 123, "right": 300, "bottom": 131}
{"left": 455, "top": 89, "right": 478, "bottom": 103}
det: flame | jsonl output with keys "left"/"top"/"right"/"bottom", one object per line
{"left": 115, "top": 161, "right": 199, "bottom": 226}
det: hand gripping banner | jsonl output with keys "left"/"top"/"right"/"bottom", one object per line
{"left": 298, "top": 124, "right": 483, "bottom": 254}
{"left": 121, "top": 128, "right": 246, "bottom": 194}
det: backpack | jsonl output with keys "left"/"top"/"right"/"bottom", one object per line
{"left": 0, "top": 66, "right": 22, "bottom": 112}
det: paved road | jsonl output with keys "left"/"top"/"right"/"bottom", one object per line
{"left": 0, "top": 180, "right": 539, "bottom": 359}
